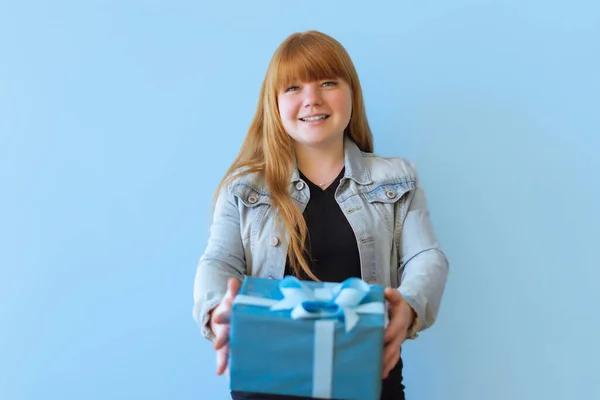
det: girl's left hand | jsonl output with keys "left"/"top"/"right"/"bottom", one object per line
{"left": 382, "top": 288, "right": 415, "bottom": 379}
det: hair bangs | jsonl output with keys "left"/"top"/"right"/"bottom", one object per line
{"left": 274, "top": 36, "right": 350, "bottom": 91}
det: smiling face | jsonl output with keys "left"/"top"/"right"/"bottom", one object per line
{"left": 277, "top": 78, "right": 352, "bottom": 148}
{"left": 260, "top": 31, "right": 373, "bottom": 160}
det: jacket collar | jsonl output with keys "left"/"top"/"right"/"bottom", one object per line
{"left": 343, "top": 135, "right": 372, "bottom": 185}
{"left": 290, "top": 135, "right": 372, "bottom": 186}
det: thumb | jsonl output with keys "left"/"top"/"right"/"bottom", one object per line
{"left": 384, "top": 287, "right": 404, "bottom": 306}
{"left": 225, "top": 278, "right": 242, "bottom": 304}
{"left": 224, "top": 278, "right": 242, "bottom": 303}
{"left": 229, "top": 277, "right": 242, "bottom": 296}
{"left": 212, "top": 278, "right": 242, "bottom": 325}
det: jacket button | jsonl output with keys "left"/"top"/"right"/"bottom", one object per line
{"left": 248, "top": 194, "right": 258, "bottom": 204}
{"left": 295, "top": 181, "right": 305, "bottom": 190}
{"left": 270, "top": 236, "right": 279, "bottom": 246}
{"left": 386, "top": 190, "right": 396, "bottom": 199}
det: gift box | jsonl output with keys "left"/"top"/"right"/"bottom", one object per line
{"left": 229, "top": 276, "right": 385, "bottom": 400}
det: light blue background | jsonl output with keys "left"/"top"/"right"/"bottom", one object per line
{"left": 1, "top": 1, "right": 598, "bottom": 399}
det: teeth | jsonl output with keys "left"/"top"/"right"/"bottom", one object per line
{"left": 301, "top": 115, "right": 328, "bottom": 122}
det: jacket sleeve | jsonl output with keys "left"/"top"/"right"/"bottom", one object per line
{"left": 192, "top": 186, "right": 246, "bottom": 341}
{"left": 396, "top": 170, "right": 449, "bottom": 339}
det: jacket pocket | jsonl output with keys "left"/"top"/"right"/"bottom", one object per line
{"left": 363, "top": 181, "right": 415, "bottom": 228}
{"left": 229, "top": 183, "right": 273, "bottom": 246}
{"left": 229, "top": 184, "right": 272, "bottom": 207}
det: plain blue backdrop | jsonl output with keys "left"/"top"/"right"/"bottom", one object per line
{"left": 1, "top": 1, "right": 598, "bottom": 399}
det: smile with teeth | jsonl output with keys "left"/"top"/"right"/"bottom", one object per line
{"left": 300, "top": 115, "right": 329, "bottom": 122}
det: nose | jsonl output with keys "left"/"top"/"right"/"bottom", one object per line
{"left": 302, "top": 83, "right": 323, "bottom": 108}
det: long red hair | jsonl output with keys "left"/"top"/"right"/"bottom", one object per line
{"left": 217, "top": 30, "right": 374, "bottom": 280}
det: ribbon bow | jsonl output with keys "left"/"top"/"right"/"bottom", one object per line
{"left": 234, "top": 276, "right": 384, "bottom": 332}
{"left": 269, "top": 276, "right": 383, "bottom": 332}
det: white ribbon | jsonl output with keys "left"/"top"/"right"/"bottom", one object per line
{"left": 233, "top": 276, "right": 384, "bottom": 398}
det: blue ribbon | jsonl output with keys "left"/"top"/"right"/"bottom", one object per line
{"left": 269, "top": 276, "right": 383, "bottom": 332}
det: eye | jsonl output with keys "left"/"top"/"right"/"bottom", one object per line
{"left": 284, "top": 85, "right": 300, "bottom": 93}
{"left": 321, "top": 80, "right": 338, "bottom": 87}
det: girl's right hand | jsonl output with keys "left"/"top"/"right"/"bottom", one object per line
{"left": 210, "top": 278, "right": 241, "bottom": 376}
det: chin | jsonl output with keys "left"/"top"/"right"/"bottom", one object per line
{"left": 295, "top": 133, "right": 342, "bottom": 147}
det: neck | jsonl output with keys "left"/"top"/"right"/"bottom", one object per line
{"left": 294, "top": 136, "right": 345, "bottom": 186}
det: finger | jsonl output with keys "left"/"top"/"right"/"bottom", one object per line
{"left": 385, "top": 325, "right": 407, "bottom": 345}
{"left": 213, "top": 281, "right": 241, "bottom": 326}
{"left": 384, "top": 287, "right": 403, "bottom": 306}
{"left": 384, "top": 301, "right": 412, "bottom": 344}
{"left": 384, "top": 320, "right": 398, "bottom": 344}
{"left": 215, "top": 278, "right": 243, "bottom": 324}
{"left": 382, "top": 346, "right": 400, "bottom": 378}
{"left": 382, "top": 358, "right": 391, "bottom": 379}
{"left": 229, "top": 277, "right": 242, "bottom": 296}
{"left": 384, "top": 345, "right": 400, "bottom": 368}
{"left": 384, "top": 310, "right": 407, "bottom": 344}
{"left": 385, "top": 330, "right": 406, "bottom": 355}
{"left": 216, "top": 344, "right": 230, "bottom": 375}
{"left": 223, "top": 278, "right": 242, "bottom": 303}
{"left": 382, "top": 349, "right": 389, "bottom": 378}
{"left": 213, "top": 324, "right": 230, "bottom": 350}
{"left": 212, "top": 307, "right": 232, "bottom": 325}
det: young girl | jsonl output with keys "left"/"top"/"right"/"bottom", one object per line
{"left": 193, "top": 30, "right": 449, "bottom": 400}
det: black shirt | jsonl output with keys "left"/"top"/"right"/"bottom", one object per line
{"left": 231, "top": 168, "right": 405, "bottom": 400}
{"left": 284, "top": 168, "right": 362, "bottom": 283}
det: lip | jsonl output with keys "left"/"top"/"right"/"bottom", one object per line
{"left": 299, "top": 117, "right": 329, "bottom": 127}
{"left": 298, "top": 113, "right": 330, "bottom": 121}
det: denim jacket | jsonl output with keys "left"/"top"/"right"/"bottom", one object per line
{"left": 193, "top": 136, "right": 449, "bottom": 341}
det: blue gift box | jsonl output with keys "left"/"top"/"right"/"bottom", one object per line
{"left": 229, "top": 276, "right": 385, "bottom": 400}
